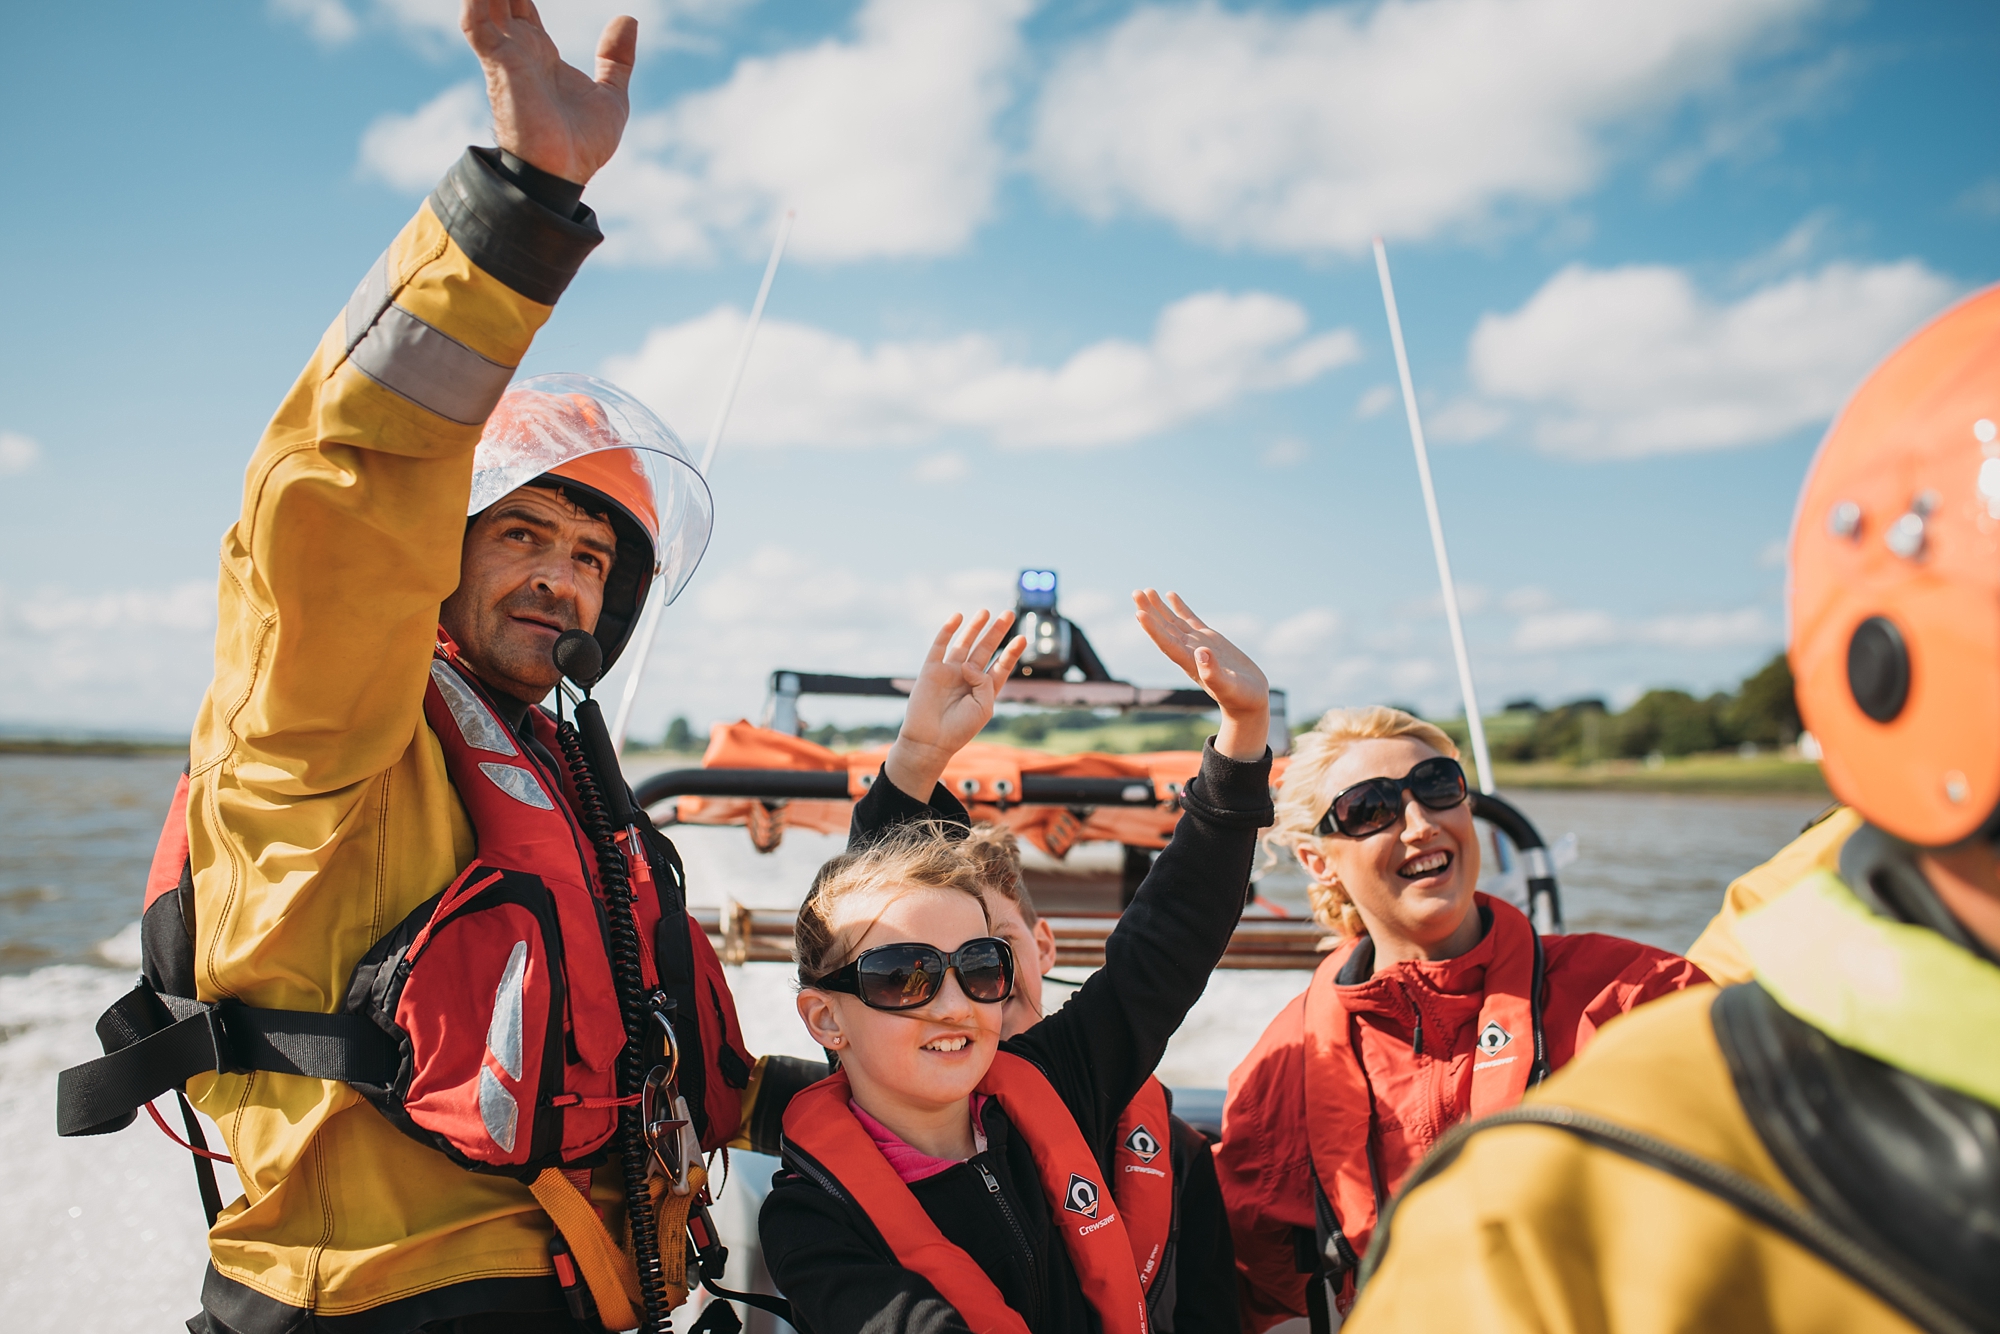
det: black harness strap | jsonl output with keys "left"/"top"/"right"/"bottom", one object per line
{"left": 1357, "top": 1103, "right": 1978, "bottom": 1334}
{"left": 57, "top": 979, "right": 398, "bottom": 1139}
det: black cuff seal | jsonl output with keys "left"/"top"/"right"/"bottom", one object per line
{"left": 428, "top": 146, "right": 604, "bottom": 306}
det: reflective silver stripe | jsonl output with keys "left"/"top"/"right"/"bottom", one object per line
{"left": 478, "top": 1065, "right": 519, "bottom": 1153}
{"left": 488, "top": 941, "right": 527, "bottom": 1081}
{"left": 343, "top": 247, "right": 395, "bottom": 355}
{"left": 348, "top": 305, "right": 514, "bottom": 426}
{"left": 430, "top": 661, "right": 517, "bottom": 756}
{"left": 480, "top": 761, "right": 555, "bottom": 810}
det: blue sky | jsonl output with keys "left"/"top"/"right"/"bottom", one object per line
{"left": 2, "top": 0, "right": 1997, "bottom": 738}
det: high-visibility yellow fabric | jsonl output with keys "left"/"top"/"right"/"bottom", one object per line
{"left": 183, "top": 199, "right": 616, "bottom": 1313}
{"left": 1685, "top": 806, "right": 1858, "bottom": 984}
{"left": 1343, "top": 986, "right": 1920, "bottom": 1334}
{"left": 1740, "top": 869, "right": 2000, "bottom": 1106}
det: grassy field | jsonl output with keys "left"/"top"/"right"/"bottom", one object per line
{"left": 1482, "top": 752, "right": 1830, "bottom": 795}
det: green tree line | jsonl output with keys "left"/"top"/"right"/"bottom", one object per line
{"left": 1444, "top": 652, "right": 1801, "bottom": 764}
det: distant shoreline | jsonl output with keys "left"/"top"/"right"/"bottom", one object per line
{"left": 1484, "top": 753, "right": 1830, "bottom": 796}
{"left": 0, "top": 738, "right": 187, "bottom": 757}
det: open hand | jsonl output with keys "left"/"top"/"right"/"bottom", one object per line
{"left": 883, "top": 611, "right": 1028, "bottom": 801}
{"left": 1135, "top": 590, "right": 1271, "bottom": 762}
{"left": 463, "top": 0, "right": 635, "bottom": 185}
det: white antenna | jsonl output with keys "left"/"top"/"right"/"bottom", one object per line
{"left": 611, "top": 210, "right": 795, "bottom": 753}
{"left": 1373, "top": 237, "right": 1495, "bottom": 793}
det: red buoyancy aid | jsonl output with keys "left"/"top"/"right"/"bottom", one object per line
{"left": 82, "top": 647, "right": 752, "bottom": 1171}
{"left": 1302, "top": 893, "right": 1539, "bottom": 1262}
{"left": 784, "top": 1052, "right": 1152, "bottom": 1334}
{"left": 1112, "top": 1077, "right": 1173, "bottom": 1293}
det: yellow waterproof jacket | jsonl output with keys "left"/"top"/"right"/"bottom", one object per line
{"left": 1686, "top": 805, "right": 1857, "bottom": 984}
{"left": 183, "top": 149, "right": 611, "bottom": 1322}
{"left": 1342, "top": 985, "right": 1920, "bottom": 1334}
{"left": 1348, "top": 856, "right": 1999, "bottom": 1334}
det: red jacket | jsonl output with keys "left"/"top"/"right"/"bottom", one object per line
{"left": 1214, "top": 895, "right": 1706, "bottom": 1331}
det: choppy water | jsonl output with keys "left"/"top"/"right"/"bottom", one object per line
{"left": 0, "top": 754, "right": 1826, "bottom": 1330}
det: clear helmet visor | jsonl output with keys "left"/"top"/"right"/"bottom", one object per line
{"left": 469, "top": 372, "right": 714, "bottom": 609}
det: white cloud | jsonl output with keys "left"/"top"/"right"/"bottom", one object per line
{"left": 1030, "top": 0, "right": 1825, "bottom": 255}
{"left": 912, "top": 452, "right": 969, "bottom": 483}
{"left": 1261, "top": 437, "right": 1309, "bottom": 468}
{"left": 1355, "top": 384, "right": 1397, "bottom": 419}
{"left": 271, "top": 0, "right": 359, "bottom": 45}
{"left": 0, "top": 582, "right": 217, "bottom": 733}
{"left": 1501, "top": 585, "right": 1556, "bottom": 614}
{"left": 1512, "top": 603, "right": 1773, "bottom": 651}
{"left": 1512, "top": 609, "right": 1621, "bottom": 651}
{"left": 0, "top": 432, "right": 42, "bottom": 476}
{"left": 285, "top": 0, "right": 744, "bottom": 57}
{"left": 1465, "top": 259, "right": 1958, "bottom": 457}
{"left": 603, "top": 290, "right": 1359, "bottom": 450}
{"left": 590, "top": 0, "right": 1028, "bottom": 263}
{"left": 357, "top": 82, "right": 491, "bottom": 192}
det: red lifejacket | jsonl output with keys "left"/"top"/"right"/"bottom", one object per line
{"left": 108, "top": 644, "right": 752, "bottom": 1170}
{"left": 1302, "top": 892, "right": 1540, "bottom": 1261}
{"left": 783, "top": 1051, "right": 1153, "bottom": 1334}
{"left": 1112, "top": 1076, "right": 1174, "bottom": 1293}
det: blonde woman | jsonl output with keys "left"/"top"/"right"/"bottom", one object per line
{"left": 1214, "top": 707, "right": 1707, "bottom": 1330}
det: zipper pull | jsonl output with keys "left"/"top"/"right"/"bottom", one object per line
{"left": 1411, "top": 1008, "right": 1423, "bottom": 1056}
{"left": 976, "top": 1163, "right": 1002, "bottom": 1194}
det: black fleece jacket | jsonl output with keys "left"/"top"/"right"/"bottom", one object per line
{"left": 760, "top": 742, "right": 1273, "bottom": 1334}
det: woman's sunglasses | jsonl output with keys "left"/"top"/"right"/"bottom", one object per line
{"left": 1315, "top": 756, "right": 1469, "bottom": 839}
{"left": 809, "top": 937, "right": 1016, "bottom": 1012}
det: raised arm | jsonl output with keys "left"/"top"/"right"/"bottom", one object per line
{"left": 196, "top": 3, "right": 635, "bottom": 794}
{"left": 1008, "top": 592, "right": 1274, "bottom": 1137}
{"left": 849, "top": 611, "right": 1026, "bottom": 847}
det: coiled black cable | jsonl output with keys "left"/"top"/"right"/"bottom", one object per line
{"left": 557, "top": 718, "right": 672, "bottom": 1334}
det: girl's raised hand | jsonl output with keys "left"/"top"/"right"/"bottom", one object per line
{"left": 883, "top": 611, "right": 1028, "bottom": 800}
{"left": 1134, "top": 589, "right": 1271, "bottom": 762}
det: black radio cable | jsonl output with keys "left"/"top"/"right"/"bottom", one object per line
{"left": 554, "top": 632, "right": 673, "bottom": 1334}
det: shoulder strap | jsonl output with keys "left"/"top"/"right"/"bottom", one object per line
{"left": 782, "top": 1072, "right": 1035, "bottom": 1334}
{"left": 56, "top": 980, "right": 398, "bottom": 1139}
{"left": 1357, "top": 1103, "right": 1979, "bottom": 1334}
{"left": 1112, "top": 1076, "right": 1174, "bottom": 1294}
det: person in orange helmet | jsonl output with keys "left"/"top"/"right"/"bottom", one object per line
{"left": 51, "top": 7, "right": 766, "bottom": 1332}
{"left": 1344, "top": 286, "right": 2000, "bottom": 1334}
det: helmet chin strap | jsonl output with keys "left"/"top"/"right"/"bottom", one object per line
{"left": 1837, "top": 821, "right": 2000, "bottom": 966}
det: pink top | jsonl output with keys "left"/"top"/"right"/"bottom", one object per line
{"left": 850, "top": 1094, "right": 990, "bottom": 1184}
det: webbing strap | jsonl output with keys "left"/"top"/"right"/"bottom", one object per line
{"left": 531, "top": 1167, "right": 643, "bottom": 1332}
{"left": 56, "top": 982, "right": 398, "bottom": 1138}
{"left": 1358, "top": 1103, "right": 1978, "bottom": 1334}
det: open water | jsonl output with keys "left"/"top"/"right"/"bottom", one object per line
{"left": 0, "top": 753, "right": 1828, "bottom": 1330}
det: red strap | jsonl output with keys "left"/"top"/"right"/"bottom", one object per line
{"left": 145, "top": 1099, "right": 233, "bottom": 1163}
{"left": 977, "top": 1053, "right": 1149, "bottom": 1334}
{"left": 786, "top": 1074, "right": 1034, "bottom": 1334}
{"left": 1111, "top": 1077, "right": 1174, "bottom": 1292}
{"left": 142, "top": 774, "right": 191, "bottom": 912}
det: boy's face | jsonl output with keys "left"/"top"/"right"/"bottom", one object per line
{"left": 984, "top": 895, "right": 1058, "bottom": 1040}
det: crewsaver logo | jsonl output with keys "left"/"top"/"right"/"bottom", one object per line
{"left": 1123, "top": 1124, "right": 1161, "bottom": 1164}
{"left": 1065, "top": 1173, "right": 1101, "bottom": 1219}
{"left": 1477, "top": 1021, "right": 1513, "bottom": 1055}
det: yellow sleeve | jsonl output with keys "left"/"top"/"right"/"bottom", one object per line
{"left": 1685, "top": 806, "right": 1860, "bottom": 984}
{"left": 195, "top": 149, "right": 600, "bottom": 794}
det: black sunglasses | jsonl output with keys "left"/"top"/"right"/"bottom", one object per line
{"left": 1315, "top": 756, "right": 1469, "bottom": 838}
{"left": 809, "top": 937, "right": 1016, "bottom": 1012}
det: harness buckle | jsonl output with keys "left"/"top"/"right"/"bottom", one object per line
{"left": 204, "top": 1001, "right": 254, "bottom": 1077}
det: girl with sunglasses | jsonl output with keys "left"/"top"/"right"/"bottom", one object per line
{"left": 1213, "top": 707, "right": 1708, "bottom": 1331}
{"left": 762, "top": 590, "right": 1276, "bottom": 1334}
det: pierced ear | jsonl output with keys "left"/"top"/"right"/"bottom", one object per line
{"left": 797, "top": 988, "right": 844, "bottom": 1050}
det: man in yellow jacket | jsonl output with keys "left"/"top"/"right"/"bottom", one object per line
{"left": 158, "top": 5, "right": 701, "bottom": 1329}
{"left": 1348, "top": 287, "right": 2000, "bottom": 1332}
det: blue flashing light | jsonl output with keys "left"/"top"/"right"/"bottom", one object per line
{"left": 1016, "top": 568, "right": 1058, "bottom": 610}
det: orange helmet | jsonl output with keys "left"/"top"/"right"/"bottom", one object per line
{"left": 471, "top": 373, "right": 712, "bottom": 670}
{"left": 1791, "top": 284, "right": 2000, "bottom": 847}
